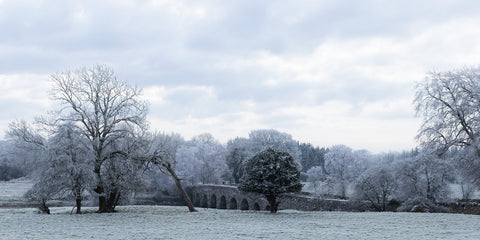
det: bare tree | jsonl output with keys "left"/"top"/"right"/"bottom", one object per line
{"left": 45, "top": 122, "right": 94, "bottom": 214}
{"left": 395, "top": 151, "right": 454, "bottom": 203}
{"left": 176, "top": 133, "right": 227, "bottom": 185}
{"left": 415, "top": 67, "right": 480, "bottom": 186}
{"left": 8, "top": 121, "right": 94, "bottom": 214}
{"left": 249, "top": 129, "right": 301, "bottom": 167}
{"left": 100, "top": 127, "right": 149, "bottom": 211}
{"left": 323, "top": 145, "right": 368, "bottom": 199}
{"left": 50, "top": 64, "right": 148, "bottom": 212}
{"left": 148, "top": 132, "right": 196, "bottom": 212}
{"left": 6, "top": 120, "right": 47, "bottom": 174}
{"left": 354, "top": 166, "right": 397, "bottom": 211}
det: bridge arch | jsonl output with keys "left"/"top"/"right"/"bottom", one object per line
{"left": 210, "top": 194, "right": 217, "bottom": 208}
{"left": 229, "top": 197, "right": 237, "bottom": 209}
{"left": 240, "top": 199, "right": 249, "bottom": 210}
{"left": 201, "top": 194, "right": 208, "bottom": 208}
{"left": 194, "top": 193, "right": 201, "bottom": 206}
{"left": 219, "top": 196, "right": 227, "bottom": 209}
{"left": 189, "top": 184, "right": 269, "bottom": 211}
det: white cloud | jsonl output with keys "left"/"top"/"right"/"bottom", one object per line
{"left": 0, "top": 74, "right": 52, "bottom": 138}
{"left": 142, "top": 85, "right": 167, "bottom": 104}
{"left": 0, "top": 74, "right": 50, "bottom": 106}
{"left": 1, "top": 0, "right": 480, "bottom": 152}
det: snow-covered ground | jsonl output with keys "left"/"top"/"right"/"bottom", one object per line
{"left": 0, "top": 205, "right": 479, "bottom": 240}
{"left": 1, "top": 179, "right": 479, "bottom": 239}
{"left": 0, "top": 177, "right": 32, "bottom": 200}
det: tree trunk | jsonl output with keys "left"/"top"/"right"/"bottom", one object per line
{"left": 265, "top": 194, "right": 278, "bottom": 213}
{"left": 98, "top": 195, "right": 107, "bottom": 213}
{"left": 106, "top": 189, "right": 119, "bottom": 212}
{"left": 95, "top": 183, "right": 108, "bottom": 213}
{"left": 76, "top": 197, "right": 82, "bottom": 214}
{"left": 162, "top": 162, "right": 197, "bottom": 212}
{"left": 94, "top": 165, "right": 108, "bottom": 213}
{"left": 75, "top": 188, "right": 82, "bottom": 214}
{"left": 39, "top": 199, "right": 50, "bottom": 214}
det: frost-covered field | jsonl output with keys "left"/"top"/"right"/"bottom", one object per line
{"left": 1, "top": 206, "right": 479, "bottom": 240}
{"left": 0, "top": 178, "right": 32, "bottom": 200}
{"left": 1, "top": 179, "right": 479, "bottom": 239}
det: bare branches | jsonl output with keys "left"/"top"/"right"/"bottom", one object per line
{"left": 6, "top": 120, "right": 46, "bottom": 151}
{"left": 415, "top": 67, "right": 480, "bottom": 154}
{"left": 415, "top": 67, "right": 480, "bottom": 190}
{"left": 49, "top": 64, "right": 149, "bottom": 212}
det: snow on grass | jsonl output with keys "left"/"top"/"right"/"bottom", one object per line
{"left": 0, "top": 177, "right": 32, "bottom": 200}
{"left": 0, "top": 205, "right": 479, "bottom": 240}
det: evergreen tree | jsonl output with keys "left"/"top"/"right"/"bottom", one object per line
{"left": 239, "top": 148, "right": 302, "bottom": 213}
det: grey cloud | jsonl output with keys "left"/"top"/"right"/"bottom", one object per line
{"left": 2, "top": 0, "right": 479, "bottom": 151}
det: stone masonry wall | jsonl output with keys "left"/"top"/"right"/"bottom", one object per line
{"left": 188, "top": 184, "right": 375, "bottom": 212}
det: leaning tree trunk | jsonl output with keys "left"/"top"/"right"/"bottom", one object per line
{"left": 265, "top": 194, "right": 279, "bottom": 213}
{"left": 162, "top": 162, "right": 197, "bottom": 212}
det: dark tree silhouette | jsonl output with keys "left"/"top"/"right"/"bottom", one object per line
{"left": 239, "top": 148, "right": 302, "bottom": 213}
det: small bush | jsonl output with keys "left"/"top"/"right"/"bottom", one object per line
{"left": 397, "top": 197, "right": 450, "bottom": 213}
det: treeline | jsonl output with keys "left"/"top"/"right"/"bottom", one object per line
{"left": 2, "top": 65, "right": 480, "bottom": 214}
{"left": 1, "top": 125, "right": 473, "bottom": 213}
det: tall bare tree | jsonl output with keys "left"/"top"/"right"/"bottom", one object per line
{"left": 415, "top": 67, "right": 480, "bottom": 186}
{"left": 50, "top": 64, "right": 148, "bottom": 212}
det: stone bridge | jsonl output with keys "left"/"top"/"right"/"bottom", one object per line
{"left": 188, "top": 184, "right": 270, "bottom": 211}
{"left": 187, "top": 184, "right": 374, "bottom": 211}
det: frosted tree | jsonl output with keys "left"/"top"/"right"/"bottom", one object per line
{"left": 10, "top": 121, "right": 94, "bottom": 214}
{"left": 395, "top": 151, "right": 454, "bottom": 203}
{"left": 323, "top": 145, "right": 369, "bottom": 199}
{"left": 148, "top": 132, "right": 196, "bottom": 212}
{"left": 176, "top": 133, "right": 227, "bottom": 185}
{"left": 99, "top": 127, "right": 148, "bottom": 211}
{"left": 190, "top": 133, "right": 227, "bottom": 184}
{"left": 0, "top": 140, "right": 26, "bottom": 181}
{"left": 175, "top": 146, "right": 201, "bottom": 185}
{"left": 6, "top": 120, "right": 47, "bottom": 175}
{"left": 353, "top": 166, "right": 397, "bottom": 211}
{"left": 451, "top": 148, "right": 478, "bottom": 199}
{"left": 8, "top": 121, "right": 50, "bottom": 213}
{"left": 43, "top": 122, "right": 94, "bottom": 214}
{"left": 50, "top": 64, "right": 148, "bottom": 212}
{"left": 248, "top": 129, "right": 301, "bottom": 166}
{"left": 415, "top": 67, "right": 480, "bottom": 187}
{"left": 305, "top": 166, "right": 325, "bottom": 194}
{"left": 239, "top": 148, "right": 302, "bottom": 213}
{"left": 226, "top": 129, "right": 302, "bottom": 183}
{"left": 225, "top": 137, "right": 250, "bottom": 184}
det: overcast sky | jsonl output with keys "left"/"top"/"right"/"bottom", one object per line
{"left": 2, "top": 0, "right": 480, "bottom": 153}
